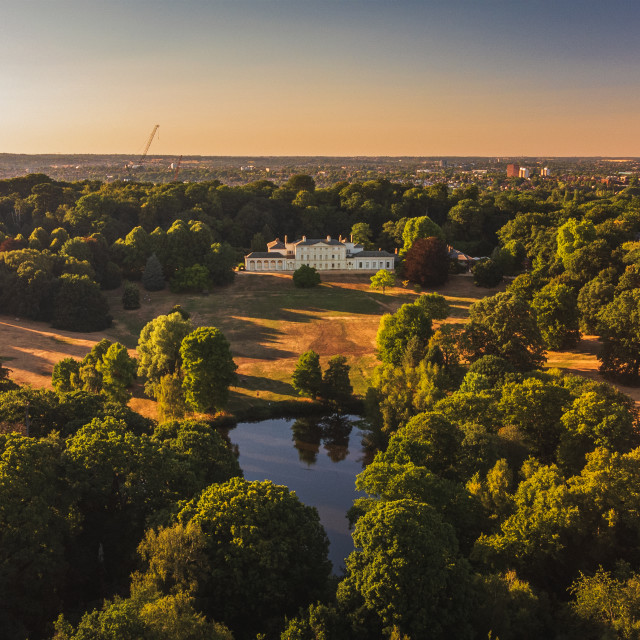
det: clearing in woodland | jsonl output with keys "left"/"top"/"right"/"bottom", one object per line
{"left": 0, "top": 272, "right": 637, "bottom": 418}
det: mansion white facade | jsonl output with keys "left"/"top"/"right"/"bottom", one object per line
{"left": 244, "top": 236, "right": 396, "bottom": 272}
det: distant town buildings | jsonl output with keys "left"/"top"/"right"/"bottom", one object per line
{"left": 519, "top": 167, "right": 530, "bottom": 179}
{"left": 245, "top": 236, "right": 396, "bottom": 272}
{"left": 541, "top": 167, "right": 551, "bottom": 177}
{"left": 506, "top": 163, "right": 520, "bottom": 178}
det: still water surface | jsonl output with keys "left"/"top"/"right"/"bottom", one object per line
{"left": 226, "top": 414, "right": 371, "bottom": 573}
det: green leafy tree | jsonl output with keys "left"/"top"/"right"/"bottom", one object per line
{"left": 168, "top": 478, "right": 331, "bottom": 638}
{"left": 152, "top": 420, "right": 241, "bottom": 492}
{"left": 370, "top": 269, "right": 395, "bottom": 293}
{"left": 462, "top": 292, "right": 545, "bottom": 371}
{"left": 532, "top": 282, "right": 580, "bottom": 349}
{"left": 570, "top": 567, "right": 640, "bottom": 639}
{"left": 556, "top": 218, "right": 597, "bottom": 268}
{"left": 250, "top": 232, "right": 267, "bottom": 252}
{"left": 292, "top": 350, "right": 323, "bottom": 398}
{"left": 97, "top": 342, "right": 137, "bottom": 404}
{"left": 293, "top": 264, "right": 321, "bottom": 288}
{"left": 52, "top": 274, "right": 111, "bottom": 332}
{"left": 157, "top": 373, "right": 187, "bottom": 422}
{"left": 351, "top": 222, "right": 373, "bottom": 247}
{"left": 322, "top": 355, "right": 352, "bottom": 406}
{"left": 54, "top": 590, "right": 233, "bottom": 640}
{"left": 52, "top": 357, "right": 81, "bottom": 394}
{"left": 403, "top": 236, "right": 449, "bottom": 287}
{"left": 142, "top": 253, "right": 165, "bottom": 291}
{"left": 0, "top": 433, "right": 73, "bottom": 640}
{"left": 498, "top": 377, "right": 573, "bottom": 460}
{"left": 416, "top": 292, "right": 450, "bottom": 319}
{"left": 204, "top": 242, "right": 237, "bottom": 286}
{"left": 180, "top": 327, "right": 237, "bottom": 413}
{"left": 337, "top": 499, "right": 473, "bottom": 639}
{"left": 376, "top": 300, "right": 434, "bottom": 366}
{"left": 137, "top": 312, "right": 193, "bottom": 397}
{"left": 401, "top": 215, "right": 444, "bottom": 254}
{"left": 597, "top": 289, "right": 640, "bottom": 383}
{"left": 577, "top": 275, "right": 615, "bottom": 334}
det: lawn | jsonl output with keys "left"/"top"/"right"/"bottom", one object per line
{"left": 5, "top": 271, "right": 635, "bottom": 419}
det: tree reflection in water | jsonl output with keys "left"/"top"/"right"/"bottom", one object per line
{"left": 291, "top": 414, "right": 354, "bottom": 464}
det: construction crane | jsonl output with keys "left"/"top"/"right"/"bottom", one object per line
{"left": 172, "top": 155, "right": 183, "bottom": 182}
{"left": 126, "top": 124, "right": 160, "bottom": 171}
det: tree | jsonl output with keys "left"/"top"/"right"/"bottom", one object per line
{"left": 556, "top": 219, "right": 596, "bottom": 268}
{"left": 577, "top": 275, "right": 615, "bottom": 334}
{"left": 570, "top": 567, "right": 640, "bottom": 638}
{"left": 0, "top": 433, "right": 73, "bottom": 640}
{"left": 204, "top": 242, "right": 236, "bottom": 287}
{"left": 52, "top": 274, "right": 112, "bottom": 332}
{"left": 472, "top": 258, "right": 503, "bottom": 288}
{"left": 151, "top": 420, "right": 241, "bottom": 492}
{"left": 403, "top": 236, "right": 449, "bottom": 287}
{"left": 322, "top": 355, "right": 352, "bottom": 406}
{"left": 370, "top": 269, "right": 396, "bottom": 294}
{"left": 292, "top": 350, "right": 323, "bottom": 398}
{"left": 498, "top": 377, "right": 573, "bottom": 460}
{"left": 137, "top": 312, "right": 193, "bottom": 397}
{"left": 52, "top": 357, "right": 81, "bottom": 394}
{"left": 597, "top": 289, "right": 640, "bottom": 383}
{"left": 180, "top": 327, "right": 237, "bottom": 413}
{"left": 462, "top": 292, "right": 545, "bottom": 371}
{"left": 416, "top": 292, "right": 450, "bottom": 319}
{"left": 293, "top": 264, "right": 321, "bottom": 288}
{"left": 401, "top": 215, "right": 444, "bottom": 254}
{"left": 170, "top": 478, "right": 331, "bottom": 638}
{"left": 531, "top": 282, "right": 580, "bottom": 350}
{"left": 157, "top": 373, "right": 187, "bottom": 422}
{"left": 97, "top": 342, "right": 137, "bottom": 404}
{"left": 351, "top": 222, "right": 373, "bottom": 247}
{"left": 376, "top": 300, "right": 433, "bottom": 366}
{"left": 142, "top": 253, "right": 165, "bottom": 291}
{"left": 250, "top": 232, "right": 267, "bottom": 252}
{"left": 337, "top": 499, "right": 473, "bottom": 639}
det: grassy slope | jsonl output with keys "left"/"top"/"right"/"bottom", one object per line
{"left": 5, "top": 271, "right": 634, "bottom": 419}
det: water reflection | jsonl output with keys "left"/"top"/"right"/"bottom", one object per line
{"left": 291, "top": 414, "right": 354, "bottom": 464}
{"left": 225, "top": 414, "right": 372, "bottom": 572}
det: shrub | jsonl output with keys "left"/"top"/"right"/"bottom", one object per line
{"left": 472, "top": 258, "right": 503, "bottom": 288}
{"left": 122, "top": 282, "right": 140, "bottom": 310}
{"left": 142, "top": 253, "right": 165, "bottom": 291}
{"left": 170, "top": 264, "right": 211, "bottom": 293}
{"left": 293, "top": 264, "right": 320, "bottom": 288}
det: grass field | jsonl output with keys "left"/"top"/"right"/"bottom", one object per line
{"left": 1, "top": 271, "right": 637, "bottom": 419}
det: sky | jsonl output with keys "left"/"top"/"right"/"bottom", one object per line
{"left": 1, "top": 0, "right": 639, "bottom": 156}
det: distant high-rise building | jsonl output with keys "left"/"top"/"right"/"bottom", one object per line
{"left": 507, "top": 163, "right": 520, "bottom": 177}
{"left": 519, "top": 167, "right": 530, "bottom": 179}
{"left": 541, "top": 167, "right": 550, "bottom": 177}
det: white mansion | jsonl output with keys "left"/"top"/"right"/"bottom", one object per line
{"left": 244, "top": 236, "right": 396, "bottom": 272}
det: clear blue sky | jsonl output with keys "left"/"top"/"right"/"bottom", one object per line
{"left": 2, "top": 0, "right": 639, "bottom": 155}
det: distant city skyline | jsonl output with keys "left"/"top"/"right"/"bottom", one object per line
{"left": 2, "top": 0, "right": 639, "bottom": 156}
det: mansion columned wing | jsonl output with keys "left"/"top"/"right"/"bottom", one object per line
{"left": 244, "top": 236, "right": 396, "bottom": 272}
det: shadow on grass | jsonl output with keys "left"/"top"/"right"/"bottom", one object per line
{"left": 236, "top": 374, "right": 297, "bottom": 396}
{"left": 224, "top": 317, "right": 297, "bottom": 360}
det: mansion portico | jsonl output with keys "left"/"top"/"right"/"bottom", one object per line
{"left": 244, "top": 236, "right": 396, "bottom": 272}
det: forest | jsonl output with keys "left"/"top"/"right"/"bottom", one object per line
{"left": 2, "top": 169, "right": 640, "bottom": 638}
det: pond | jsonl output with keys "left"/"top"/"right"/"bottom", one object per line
{"left": 225, "top": 414, "right": 372, "bottom": 573}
